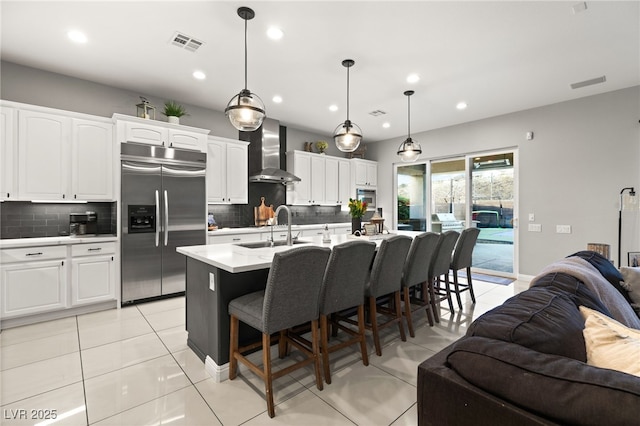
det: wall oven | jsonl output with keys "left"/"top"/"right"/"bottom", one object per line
{"left": 356, "top": 188, "right": 376, "bottom": 211}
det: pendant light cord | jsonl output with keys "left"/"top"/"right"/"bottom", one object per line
{"left": 345, "top": 65, "right": 350, "bottom": 122}
{"left": 407, "top": 94, "right": 411, "bottom": 138}
{"left": 244, "top": 17, "right": 248, "bottom": 90}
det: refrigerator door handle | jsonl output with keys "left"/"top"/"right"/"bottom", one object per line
{"left": 164, "top": 189, "right": 169, "bottom": 246}
{"left": 155, "top": 190, "right": 160, "bottom": 247}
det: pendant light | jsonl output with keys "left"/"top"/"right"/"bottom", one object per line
{"left": 397, "top": 90, "right": 422, "bottom": 162}
{"left": 333, "top": 59, "right": 362, "bottom": 152}
{"left": 225, "top": 7, "right": 265, "bottom": 132}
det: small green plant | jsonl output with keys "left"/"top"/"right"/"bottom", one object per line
{"left": 162, "top": 100, "right": 188, "bottom": 117}
{"left": 315, "top": 140, "right": 328, "bottom": 152}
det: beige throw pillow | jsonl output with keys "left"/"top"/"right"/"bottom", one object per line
{"left": 620, "top": 266, "right": 640, "bottom": 306}
{"left": 579, "top": 306, "right": 640, "bottom": 377}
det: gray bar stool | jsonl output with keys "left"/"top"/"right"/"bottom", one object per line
{"left": 428, "top": 230, "right": 460, "bottom": 322}
{"left": 449, "top": 227, "right": 481, "bottom": 309}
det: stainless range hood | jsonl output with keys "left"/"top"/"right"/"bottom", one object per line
{"left": 248, "top": 118, "right": 300, "bottom": 184}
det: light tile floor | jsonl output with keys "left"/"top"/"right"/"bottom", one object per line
{"left": 0, "top": 279, "right": 529, "bottom": 425}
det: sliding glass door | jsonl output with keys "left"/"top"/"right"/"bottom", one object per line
{"left": 394, "top": 150, "right": 517, "bottom": 277}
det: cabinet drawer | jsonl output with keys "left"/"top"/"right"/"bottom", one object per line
{"left": 208, "top": 233, "right": 261, "bottom": 245}
{"left": 1, "top": 246, "right": 67, "bottom": 263}
{"left": 71, "top": 242, "right": 116, "bottom": 256}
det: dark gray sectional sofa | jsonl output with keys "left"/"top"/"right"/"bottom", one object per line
{"left": 417, "top": 251, "right": 640, "bottom": 425}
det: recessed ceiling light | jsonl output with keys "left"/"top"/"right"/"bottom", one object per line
{"left": 192, "top": 70, "right": 206, "bottom": 80}
{"left": 406, "top": 74, "right": 420, "bottom": 83}
{"left": 329, "top": 105, "right": 338, "bottom": 112}
{"left": 272, "top": 95, "right": 283, "bottom": 103}
{"left": 456, "top": 102, "right": 468, "bottom": 110}
{"left": 267, "top": 27, "right": 283, "bottom": 40}
{"left": 67, "top": 30, "right": 87, "bottom": 44}
{"left": 382, "top": 122, "right": 390, "bottom": 129}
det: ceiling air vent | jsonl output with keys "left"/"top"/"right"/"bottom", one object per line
{"left": 171, "top": 32, "right": 204, "bottom": 52}
{"left": 368, "top": 110, "right": 387, "bottom": 117}
{"left": 570, "top": 75, "right": 606, "bottom": 90}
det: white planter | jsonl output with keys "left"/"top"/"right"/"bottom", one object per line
{"left": 167, "top": 116, "right": 180, "bottom": 125}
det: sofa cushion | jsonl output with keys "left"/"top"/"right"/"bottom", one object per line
{"left": 530, "top": 272, "right": 612, "bottom": 315}
{"left": 447, "top": 336, "right": 640, "bottom": 425}
{"left": 467, "top": 286, "right": 588, "bottom": 361}
{"left": 580, "top": 306, "right": 640, "bottom": 377}
{"left": 569, "top": 250, "right": 632, "bottom": 303}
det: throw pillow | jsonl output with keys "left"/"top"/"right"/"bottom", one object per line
{"left": 467, "top": 286, "right": 588, "bottom": 361}
{"left": 569, "top": 250, "right": 632, "bottom": 304}
{"left": 620, "top": 266, "right": 640, "bottom": 305}
{"left": 579, "top": 305, "right": 640, "bottom": 377}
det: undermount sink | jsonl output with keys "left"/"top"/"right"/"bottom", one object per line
{"left": 235, "top": 240, "right": 311, "bottom": 249}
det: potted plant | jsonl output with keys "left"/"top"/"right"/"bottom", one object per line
{"left": 163, "top": 100, "right": 188, "bottom": 124}
{"left": 348, "top": 198, "right": 367, "bottom": 234}
{"left": 315, "top": 140, "right": 328, "bottom": 154}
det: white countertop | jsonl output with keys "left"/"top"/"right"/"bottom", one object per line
{"left": 178, "top": 231, "right": 422, "bottom": 274}
{"left": 0, "top": 235, "right": 118, "bottom": 249}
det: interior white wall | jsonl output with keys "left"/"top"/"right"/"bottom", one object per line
{"left": 367, "top": 86, "right": 640, "bottom": 276}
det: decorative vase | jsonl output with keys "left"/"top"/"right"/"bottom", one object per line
{"left": 168, "top": 116, "right": 180, "bottom": 125}
{"left": 351, "top": 217, "right": 362, "bottom": 234}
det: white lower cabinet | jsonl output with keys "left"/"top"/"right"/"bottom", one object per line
{"left": 208, "top": 232, "right": 261, "bottom": 245}
{"left": 1, "top": 246, "right": 68, "bottom": 318}
{"left": 71, "top": 242, "right": 116, "bottom": 306}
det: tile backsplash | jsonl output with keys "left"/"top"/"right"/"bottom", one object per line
{"left": 0, "top": 201, "right": 116, "bottom": 239}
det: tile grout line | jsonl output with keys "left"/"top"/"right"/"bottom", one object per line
{"left": 75, "top": 315, "right": 90, "bottom": 426}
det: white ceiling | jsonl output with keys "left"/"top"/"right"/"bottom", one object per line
{"left": 1, "top": 1, "right": 639, "bottom": 142}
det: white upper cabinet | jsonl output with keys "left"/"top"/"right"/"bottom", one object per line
{"left": 71, "top": 118, "right": 113, "bottom": 200}
{"left": 206, "top": 136, "right": 248, "bottom": 204}
{"left": 287, "top": 151, "right": 351, "bottom": 206}
{"left": 18, "top": 110, "right": 71, "bottom": 200}
{"left": 0, "top": 106, "right": 17, "bottom": 200}
{"left": 352, "top": 158, "right": 377, "bottom": 188}
{"left": 114, "top": 114, "right": 208, "bottom": 152}
{"left": 286, "top": 151, "right": 312, "bottom": 205}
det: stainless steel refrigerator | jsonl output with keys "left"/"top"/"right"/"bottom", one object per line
{"left": 121, "top": 143, "right": 206, "bottom": 303}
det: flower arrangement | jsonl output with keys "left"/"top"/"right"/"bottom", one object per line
{"left": 315, "top": 140, "right": 328, "bottom": 153}
{"left": 348, "top": 198, "right": 367, "bottom": 218}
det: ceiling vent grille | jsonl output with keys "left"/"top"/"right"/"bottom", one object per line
{"left": 171, "top": 32, "right": 204, "bottom": 52}
{"left": 570, "top": 75, "right": 606, "bottom": 89}
{"left": 368, "top": 110, "right": 387, "bottom": 117}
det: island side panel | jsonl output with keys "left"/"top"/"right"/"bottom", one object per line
{"left": 185, "top": 256, "right": 269, "bottom": 365}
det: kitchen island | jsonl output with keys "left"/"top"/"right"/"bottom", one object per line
{"left": 177, "top": 232, "right": 419, "bottom": 382}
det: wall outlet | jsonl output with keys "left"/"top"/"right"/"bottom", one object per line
{"left": 556, "top": 225, "right": 572, "bottom": 234}
{"left": 528, "top": 223, "right": 541, "bottom": 232}
{"left": 209, "top": 272, "right": 215, "bottom": 291}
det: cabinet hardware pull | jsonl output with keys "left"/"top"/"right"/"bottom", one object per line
{"left": 88, "top": 248, "right": 102, "bottom": 251}
{"left": 26, "top": 252, "right": 43, "bottom": 256}
{"left": 232, "top": 238, "right": 241, "bottom": 241}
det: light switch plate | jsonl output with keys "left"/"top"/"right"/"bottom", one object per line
{"left": 556, "top": 225, "right": 571, "bottom": 234}
{"left": 528, "top": 213, "right": 535, "bottom": 222}
{"left": 528, "top": 223, "right": 541, "bottom": 232}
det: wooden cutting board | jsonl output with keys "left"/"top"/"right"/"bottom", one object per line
{"left": 255, "top": 197, "right": 275, "bottom": 226}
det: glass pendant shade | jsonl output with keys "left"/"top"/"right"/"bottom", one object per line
{"left": 226, "top": 7, "right": 265, "bottom": 132}
{"left": 334, "top": 59, "right": 362, "bottom": 152}
{"left": 225, "top": 89, "right": 265, "bottom": 131}
{"left": 397, "top": 90, "right": 422, "bottom": 162}
{"left": 334, "top": 119, "right": 362, "bottom": 152}
{"left": 397, "top": 137, "right": 422, "bottom": 162}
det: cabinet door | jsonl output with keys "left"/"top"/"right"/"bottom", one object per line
{"left": 208, "top": 232, "right": 261, "bottom": 244}
{"left": 287, "top": 152, "right": 311, "bottom": 205}
{"left": 353, "top": 161, "right": 368, "bottom": 186}
{"left": 325, "top": 157, "right": 339, "bottom": 204}
{"left": 1, "top": 259, "right": 67, "bottom": 318}
{"left": 226, "top": 142, "right": 248, "bottom": 203}
{"left": 366, "top": 163, "right": 378, "bottom": 187}
{"left": 123, "top": 121, "right": 167, "bottom": 146}
{"left": 18, "top": 110, "right": 70, "bottom": 200}
{"left": 71, "top": 255, "right": 115, "bottom": 305}
{"left": 206, "top": 140, "right": 227, "bottom": 203}
{"left": 338, "top": 159, "right": 351, "bottom": 207}
{"left": 0, "top": 107, "right": 17, "bottom": 200}
{"left": 310, "top": 155, "right": 325, "bottom": 204}
{"left": 168, "top": 129, "right": 205, "bottom": 151}
{"left": 71, "top": 119, "right": 114, "bottom": 200}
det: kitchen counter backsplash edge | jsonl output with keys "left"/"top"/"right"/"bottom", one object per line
{"left": 208, "top": 223, "right": 351, "bottom": 236}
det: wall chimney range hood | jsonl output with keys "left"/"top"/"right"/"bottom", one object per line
{"left": 247, "top": 118, "right": 300, "bottom": 184}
